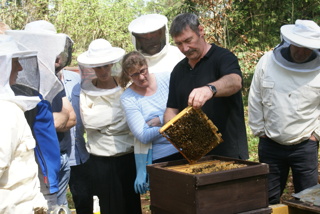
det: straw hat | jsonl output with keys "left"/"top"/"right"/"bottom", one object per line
{"left": 77, "top": 39, "right": 125, "bottom": 67}
{"left": 128, "top": 14, "right": 167, "bottom": 34}
{"left": 281, "top": 19, "right": 320, "bottom": 50}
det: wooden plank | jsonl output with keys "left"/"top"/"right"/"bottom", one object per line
{"left": 269, "top": 204, "right": 289, "bottom": 214}
{"left": 283, "top": 200, "right": 320, "bottom": 214}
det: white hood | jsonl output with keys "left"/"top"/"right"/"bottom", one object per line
{"left": 128, "top": 14, "right": 184, "bottom": 73}
{"left": 6, "top": 25, "right": 70, "bottom": 103}
{"left": 272, "top": 40, "right": 320, "bottom": 73}
{"left": 0, "top": 35, "right": 40, "bottom": 111}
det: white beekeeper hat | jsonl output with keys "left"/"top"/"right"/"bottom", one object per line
{"left": 77, "top": 38, "right": 125, "bottom": 67}
{"left": 0, "top": 35, "right": 40, "bottom": 111}
{"left": 281, "top": 19, "right": 320, "bottom": 50}
{"left": 5, "top": 20, "right": 69, "bottom": 103}
{"left": 128, "top": 14, "right": 167, "bottom": 34}
{"left": 24, "top": 20, "right": 57, "bottom": 34}
{"left": 0, "top": 34, "right": 36, "bottom": 58}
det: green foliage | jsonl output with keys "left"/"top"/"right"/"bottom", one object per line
{"left": 0, "top": 0, "right": 50, "bottom": 29}
{"left": 2, "top": 0, "right": 320, "bottom": 58}
{"left": 52, "top": 0, "right": 146, "bottom": 64}
{"left": 228, "top": 0, "right": 320, "bottom": 50}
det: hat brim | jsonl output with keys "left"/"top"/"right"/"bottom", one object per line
{"left": 12, "top": 50, "right": 37, "bottom": 58}
{"left": 281, "top": 25, "right": 320, "bottom": 49}
{"left": 77, "top": 47, "right": 125, "bottom": 67}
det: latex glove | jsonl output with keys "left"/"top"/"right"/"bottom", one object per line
{"left": 134, "top": 148, "right": 153, "bottom": 194}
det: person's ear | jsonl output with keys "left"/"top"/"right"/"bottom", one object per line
{"left": 198, "top": 25, "right": 205, "bottom": 37}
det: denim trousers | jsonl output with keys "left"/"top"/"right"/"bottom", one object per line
{"left": 57, "top": 153, "right": 71, "bottom": 206}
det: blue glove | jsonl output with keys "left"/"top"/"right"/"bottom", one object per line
{"left": 134, "top": 148, "right": 153, "bottom": 194}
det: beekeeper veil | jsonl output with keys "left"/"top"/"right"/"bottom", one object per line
{"left": 77, "top": 38, "right": 125, "bottom": 96}
{"left": 272, "top": 19, "right": 320, "bottom": 72}
{"left": 0, "top": 35, "right": 40, "bottom": 111}
{"left": 6, "top": 20, "right": 73, "bottom": 103}
{"left": 128, "top": 14, "right": 169, "bottom": 57}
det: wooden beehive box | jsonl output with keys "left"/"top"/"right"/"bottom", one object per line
{"left": 147, "top": 155, "right": 269, "bottom": 214}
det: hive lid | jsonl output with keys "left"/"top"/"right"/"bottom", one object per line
{"left": 160, "top": 106, "right": 223, "bottom": 164}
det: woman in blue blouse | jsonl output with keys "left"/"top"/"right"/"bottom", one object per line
{"left": 119, "top": 51, "right": 182, "bottom": 194}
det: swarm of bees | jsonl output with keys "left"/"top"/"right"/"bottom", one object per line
{"left": 160, "top": 106, "right": 223, "bottom": 164}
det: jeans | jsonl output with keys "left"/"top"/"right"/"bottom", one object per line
{"left": 57, "top": 153, "right": 71, "bottom": 206}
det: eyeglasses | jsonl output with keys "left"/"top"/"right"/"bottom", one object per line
{"left": 127, "top": 68, "right": 148, "bottom": 79}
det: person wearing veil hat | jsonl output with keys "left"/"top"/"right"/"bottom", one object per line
{"left": 128, "top": 14, "right": 184, "bottom": 74}
{"left": 6, "top": 20, "right": 76, "bottom": 211}
{"left": 248, "top": 19, "right": 320, "bottom": 204}
{"left": 0, "top": 35, "right": 47, "bottom": 213}
{"left": 78, "top": 38, "right": 142, "bottom": 214}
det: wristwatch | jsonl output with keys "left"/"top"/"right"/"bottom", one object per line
{"left": 206, "top": 84, "right": 217, "bottom": 97}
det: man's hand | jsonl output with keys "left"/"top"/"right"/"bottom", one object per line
{"left": 310, "top": 134, "right": 318, "bottom": 142}
{"left": 188, "top": 86, "right": 214, "bottom": 109}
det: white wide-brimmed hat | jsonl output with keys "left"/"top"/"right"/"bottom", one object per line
{"left": 128, "top": 14, "right": 167, "bottom": 34}
{"left": 77, "top": 39, "right": 125, "bottom": 67}
{"left": 281, "top": 19, "right": 320, "bottom": 50}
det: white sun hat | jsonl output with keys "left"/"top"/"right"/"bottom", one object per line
{"left": 77, "top": 38, "right": 125, "bottom": 67}
{"left": 128, "top": 14, "right": 167, "bottom": 34}
{"left": 281, "top": 19, "right": 320, "bottom": 50}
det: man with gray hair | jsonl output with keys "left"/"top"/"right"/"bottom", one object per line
{"left": 164, "top": 13, "right": 249, "bottom": 160}
{"left": 248, "top": 19, "right": 320, "bottom": 204}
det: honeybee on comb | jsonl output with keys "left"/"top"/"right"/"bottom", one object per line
{"left": 160, "top": 106, "right": 223, "bottom": 164}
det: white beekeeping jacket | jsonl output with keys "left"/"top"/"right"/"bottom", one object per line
{"left": 0, "top": 35, "right": 46, "bottom": 213}
{"left": 248, "top": 43, "right": 320, "bottom": 145}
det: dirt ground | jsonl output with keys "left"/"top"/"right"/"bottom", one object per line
{"left": 141, "top": 193, "right": 151, "bottom": 214}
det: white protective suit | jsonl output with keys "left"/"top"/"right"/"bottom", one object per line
{"left": 0, "top": 35, "right": 47, "bottom": 213}
{"left": 128, "top": 14, "right": 185, "bottom": 74}
{"left": 248, "top": 41, "right": 320, "bottom": 145}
